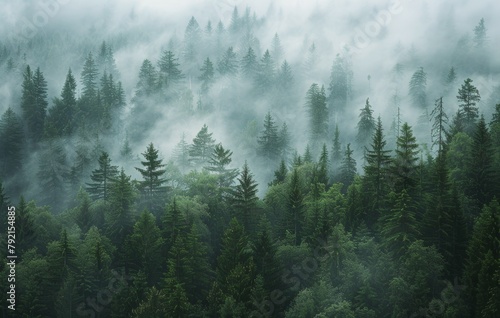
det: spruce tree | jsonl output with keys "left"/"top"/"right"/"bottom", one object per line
{"left": 136, "top": 143, "right": 167, "bottom": 214}
{"left": 232, "top": 162, "right": 259, "bottom": 234}
{"left": 217, "top": 46, "right": 238, "bottom": 76}
{"left": 255, "top": 49, "right": 275, "bottom": 93}
{"left": 86, "top": 151, "right": 119, "bottom": 201}
{"left": 241, "top": 47, "right": 258, "bottom": 77}
{"left": 392, "top": 122, "right": 420, "bottom": 194}
{"left": 0, "top": 108, "right": 24, "bottom": 179}
{"left": 158, "top": 50, "right": 184, "bottom": 89}
{"left": 339, "top": 143, "right": 357, "bottom": 192}
{"left": 278, "top": 122, "right": 292, "bottom": 161}
{"left": 257, "top": 112, "right": 280, "bottom": 161}
{"left": 135, "top": 59, "right": 158, "bottom": 99}
{"left": 306, "top": 83, "right": 328, "bottom": 149}
{"left": 287, "top": 168, "right": 304, "bottom": 245}
{"left": 21, "top": 65, "right": 48, "bottom": 142}
{"left": 457, "top": 78, "right": 480, "bottom": 136}
{"left": 189, "top": 124, "right": 216, "bottom": 167}
{"left": 327, "top": 54, "right": 351, "bottom": 116}
{"left": 473, "top": 18, "right": 487, "bottom": 48}
{"left": 356, "top": 98, "right": 376, "bottom": 148}
{"left": 199, "top": 57, "right": 215, "bottom": 94}
{"left": 408, "top": 66, "right": 427, "bottom": 110}
{"left": 107, "top": 168, "right": 135, "bottom": 245}
{"left": 205, "top": 143, "right": 239, "bottom": 197}
{"left": 430, "top": 97, "right": 449, "bottom": 153}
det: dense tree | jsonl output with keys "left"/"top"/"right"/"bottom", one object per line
{"left": 327, "top": 54, "right": 351, "bottom": 117}
{"left": 457, "top": 78, "right": 481, "bottom": 136}
{"left": 0, "top": 108, "right": 24, "bottom": 180}
{"left": 339, "top": 144, "right": 357, "bottom": 192}
{"left": 391, "top": 122, "right": 420, "bottom": 194}
{"left": 408, "top": 66, "right": 427, "bottom": 110}
{"left": 199, "top": 57, "right": 215, "bottom": 94}
{"left": 158, "top": 50, "right": 184, "bottom": 89}
{"left": 217, "top": 46, "right": 238, "bottom": 76}
{"left": 257, "top": 111, "right": 280, "bottom": 161}
{"left": 306, "top": 83, "right": 328, "bottom": 149}
{"left": 356, "top": 98, "right": 376, "bottom": 148}
{"left": 45, "top": 68, "right": 77, "bottom": 137}
{"left": 231, "top": 162, "right": 259, "bottom": 234}
{"left": 135, "top": 143, "right": 167, "bottom": 213}
{"left": 86, "top": 151, "right": 119, "bottom": 201}
{"left": 21, "top": 65, "right": 48, "bottom": 142}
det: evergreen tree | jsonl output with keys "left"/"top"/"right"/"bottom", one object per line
{"left": 430, "top": 97, "right": 449, "bottom": 153}
{"left": 276, "top": 60, "right": 294, "bottom": 92}
{"left": 241, "top": 47, "right": 258, "bottom": 77}
{"left": 199, "top": 57, "right": 215, "bottom": 94}
{"left": 467, "top": 116, "right": 495, "bottom": 215}
{"left": 391, "top": 123, "right": 420, "bottom": 193}
{"left": 331, "top": 124, "right": 342, "bottom": 177}
{"left": 257, "top": 112, "right": 280, "bottom": 161}
{"left": 278, "top": 122, "right": 292, "bottom": 161}
{"left": 37, "top": 141, "right": 69, "bottom": 210}
{"left": 217, "top": 46, "right": 238, "bottom": 76}
{"left": 183, "top": 16, "right": 201, "bottom": 64}
{"left": 85, "top": 151, "right": 119, "bottom": 201}
{"left": 255, "top": 49, "right": 275, "bottom": 93}
{"left": 80, "top": 52, "right": 99, "bottom": 103}
{"left": 270, "top": 159, "right": 288, "bottom": 186}
{"left": 128, "top": 210, "right": 164, "bottom": 284}
{"left": 135, "top": 143, "right": 167, "bottom": 213}
{"left": 363, "top": 117, "right": 392, "bottom": 227}
{"left": 339, "top": 143, "right": 357, "bottom": 192}
{"left": 45, "top": 68, "right": 77, "bottom": 137}
{"left": 21, "top": 65, "right": 48, "bottom": 142}
{"left": 457, "top": 78, "right": 481, "bottom": 136}
{"left": 287, "top": 168, "right": 304, "bottom": 245}
{"left": 306, "top": 83, "right": 328, "bottom": 149}
{"left": 473, "top": 18, "right": 487, "bottom": 48}
{"left": 107, "top": 168, "right": 135, "bottom": 245}
{"left": 381, "top": 190, "right": 420, "bottom": 259}
{"left": 135, "top": 59, "right": 158, "bottom": 99}
{"left": 205, "top": 143, "right": 239, "bottom": 197}
{"left": 189, "top": 124, "right": 216, "bottom": 167}
{"left": 317, "top": 143, "right": 329, "bottom": 187}
{"left": 356, "top": 98, "right": 376, "bottom": 148}
{"left": 327, "top": 54, "right": 351, "bottom": 117}
{"left": 253, "top": 227, "right": 283, "bottom": 295}
{"left": 158, "top": 50, "right": 184, "bottom": 89}
{"left": 232, "top": 162, "right": 259, "bottom": 234}
{"left": 271, "top": 33, "right": 284, "bottom": 67}
{"left": 172, "top": 133, "right": 191, "bottom": 173}
{"left": 408, "top": 66, "right": 427, "bottom": 110}
{"left": 0, "top": 108, "right": 24, "bottom": 179}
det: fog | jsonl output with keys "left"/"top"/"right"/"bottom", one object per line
{"left": 1, "top": 0, "right": 499, "bottom": 198}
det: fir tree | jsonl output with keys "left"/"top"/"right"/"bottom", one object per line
{"left": 327, "top": 54, "right": 351, "bottom": 117}
{"left": 255, "top": 49, "right": 275, "bottom": 93}
{"left": 257, "top": 112, "right": 280, "bottom": 161}
{"left": 473, "top": 18, "right": 487, "bottom": 48}
{"left": 199, "top": 57, "right": 215, "bottom": 94}
{"left": 392, "top": 122, "right": 420, "bottom": 193}
{"left": 217, "top": 46, "right": 238, "bottom": 76}
{"left": 339, "top": 143, "right": 357, "bottom": 192}
{"left": 457, "top": 78, "right": 481, "bottom": 136}
{"left": 430, "top": 97, "right": 449, "bottom": 153}
{"left": 189, "top": 124, "right": 216, "bottom": 167}
{"left": 204, "top": 143, "right": 239, "bottom": 196}
{"left": 158, "top": 50, "right": 184, "bottom": 89}
{"left": 135, "top": 143, "right": 167, "bottom": 213}
{"left": 0, "top": 108, "right": 24, "bottom": 179}
{"left": 306, "top": 83, "right": 328, "bottom": 149}
{"left": 287, "top": 168, "right": 304, "bottom": 245}
{"left": 408, "top": 67, "right": 427, "bottom": 110}
{"left": 356, "top": 98, "right": 376, "bottom": 148}
{"left": 232, "top": 162, "right": 259, "bottom": 234}
{"left": 85, "top": 151, "right": 119, "bottom": 201}
{"left": 135, "top": 59, "right": 158, "bottom": 99}
{"left": 241, "top": 47, "right": 258, "bottom": 77}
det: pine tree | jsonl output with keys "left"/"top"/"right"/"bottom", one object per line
{"left": 0, "top": 108, "right": 24, "bottom": 179}
{"left": 199, "top": 57, "right": 215, "bottom": 94}
{"left": 135, "top": 59, "right": 158, "bottom": 99}
{"left": 85, "top": 151, "right": 119, "bottom": 201}
{"left": 457, "top": 78, "right": 481, "bottom": 136}
{"left": 339, "top": 143, "right": 357, "bottom": 192}
{"left": 306, "top": 83, "right": 328, "bottom": 149}
{"left": 392, "top": 122, "right": 420, "bottom": 193}
{"left": 278, "top": 122, "right": 291, "bottom": 161}
{"left": 173, "top": 133, "right": 191, "bottom": 173}
{"left": 158, "top": 50, "right": 184, "bottom": 89}
{"left": 327, "top": 54, "right": 351, "bottom": 116}
{"left": 232, "top": 162, "right": 259, "bottom": 234}
{"left": 135, "top": 143, "right": 167, "bottom": 213}
{"left": 217, "top": 46, "right": 238, "bottom": 76}
{"left": 467, "top": 116, "right": 495, "bottom": 215}
{"left": 107, "top": 168, "right": 135, "bottom": 245}
{"left": 473, "top": 18, "right": 487, "bottom": 48}
{"left": 331, "top": 124, "right": 342, "bottom": 177}
{"left": 408, "top": 66, "right": 427, "bottom": 110}
{"left": 276, "top": 60, "right": 293, "bottom": 92}
{"left": 255, "top": 49, "right": 275, "bottom": 93}
{"left": 356, "top": 98, "right": 376, "bottom": 148}
{"left": 189, "top": 124, "right": 216, "bottom": 167}
{"left": 317, "top": 143, "right": 329, "bottom": 187}
{"left": 80, "top": 52, "right": 99, "bottom": 103}
{"left": 287, "top": 168, "right": 304, "bottom": 245}
{"left": 257, "top": 112, "right": 280, "bottom": 161}
{"left": 270, "top": 159, "right": 288, "bottom": 186}
{"left": 241, "top": 47, "right": 258, "bottom": 77}
{"left": 184, "top": 16, "right": 201, "bottom": 64}
{"left": 205, "top": 143, "right": 239, "bottom": 197}
{"left": 21, "top": 65, "right": 48, "bottom": 142}
{"left": 430, "top": 97, "right": 449, "bottom": 153}
{"left": 363, "top": 117, "right": 392, "bottom": 226}
{"left": 45, "top": 68, "right": 77, "bottom": 137}
{"left": 128, "top": 210, "right": 164, "bottom": 284}
{"left": 381, "top": 190, "right": 420, "bottom": 259}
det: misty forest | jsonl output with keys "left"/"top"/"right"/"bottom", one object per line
{"left": 0, "top": 1, "right": 499, "bottom": 317}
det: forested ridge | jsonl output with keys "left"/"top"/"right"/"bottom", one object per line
{"left": 0, "top": 4, "right": 499, "bottom": 317}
